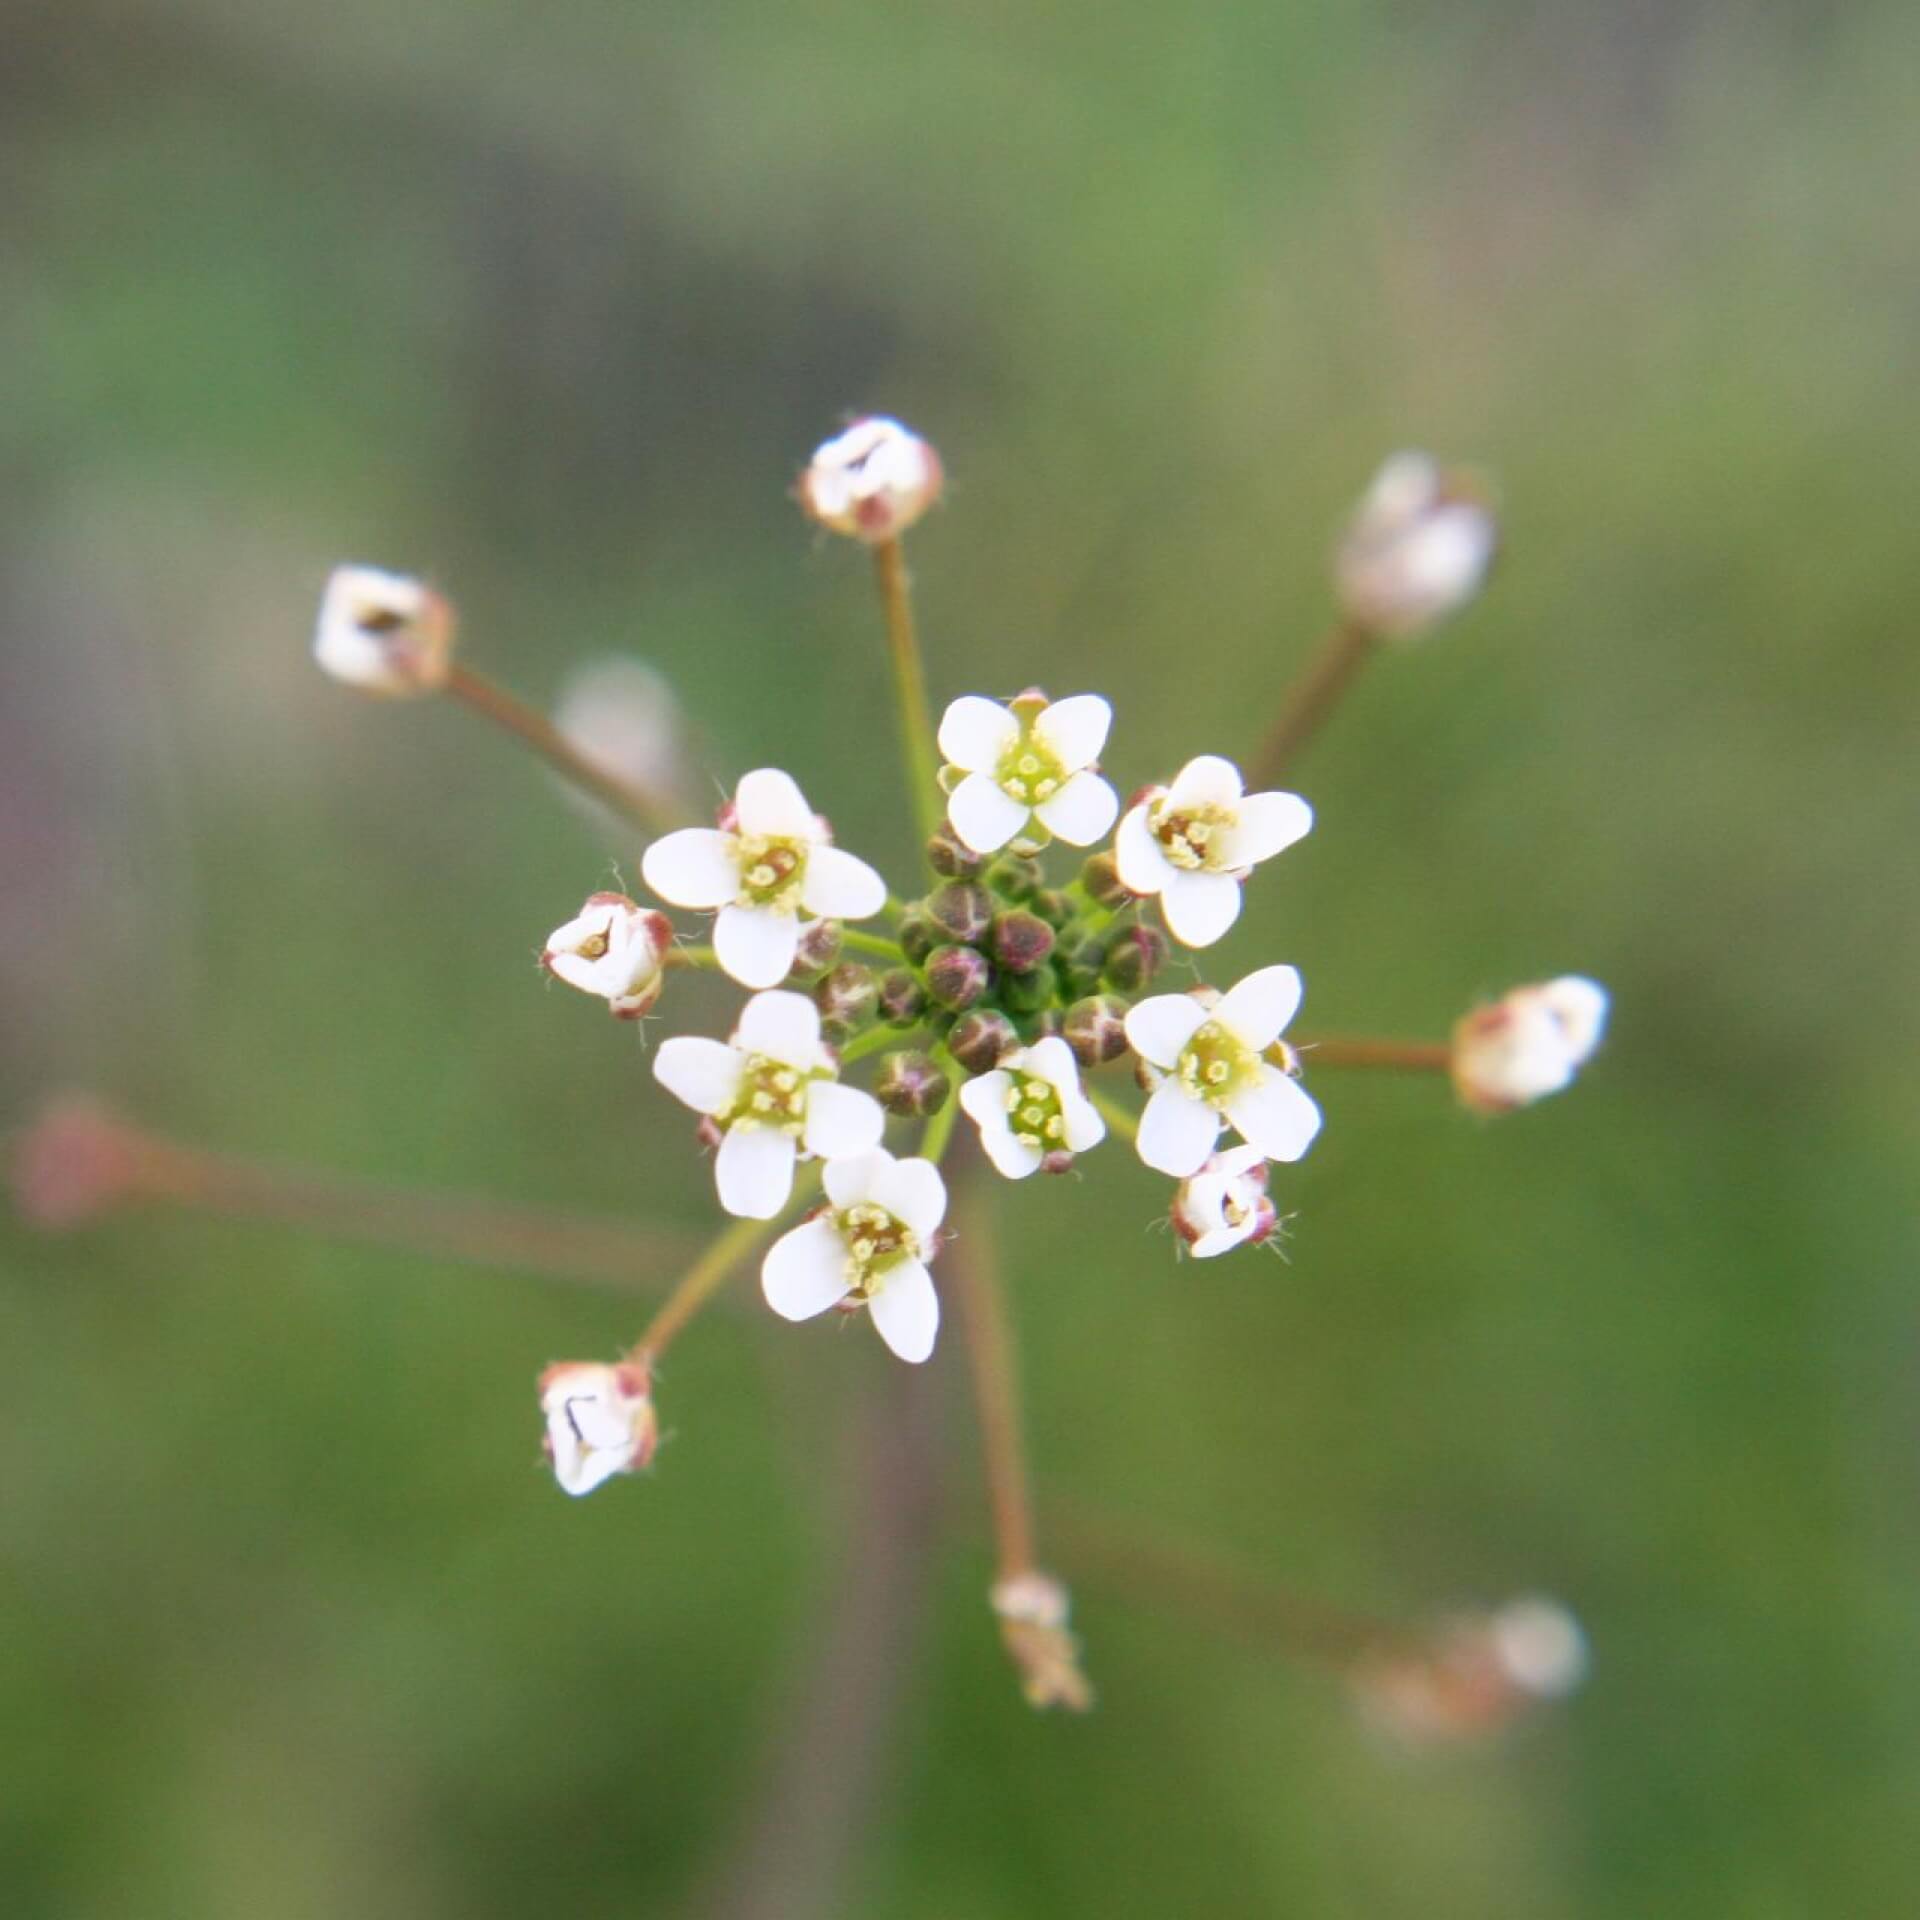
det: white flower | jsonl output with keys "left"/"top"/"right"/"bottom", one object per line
{"left": 1451, "top": 976, "right": 1609, "bottom": 1113}
{"left": 1114, "top": 756, "right": 1313, "bottom": 948}
{"left": 653, "top": 990, "right": 885, "bottom": 1219}
{"left": 1169, "top": 1145, "right": 1277, "bottom": 1258}
{"left": 1124, "top": 965, "right": 1323, "bottom": 1178}
{"left": 541, "top": 892, "right": 674, "bottom": 1019}
{"left": 937, "top": 691, "right": 1120, "bottom": 854}
{"left": 958, "top": 1035, "right": 1106, "bottom": 1179}
{"left": 313, "top": 564, "right": 456, "bottom": 695}
{"left": 538, "top": 1361, "right": 657, "bottom": 1496}
{"left": 640, "top": 769, "right": 886, "bottom": 989}
{"left": 760, "top": 1149, "right": 946, "bottom": 1363}
{"left": 797, "top": 416, "right": 943, "bottom": 544}
{"left": 1335, "top": 452, "right": 1497, "bottom": 638}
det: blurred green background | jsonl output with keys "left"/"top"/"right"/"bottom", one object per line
{"left": 4, "top": 1, "right": 1919, "bottom": 1914}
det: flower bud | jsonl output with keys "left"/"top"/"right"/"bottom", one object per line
{"left": 873, "top": 1050, "right": 952, "bottom": 1119}
{"left": 1063, "top": 994, "right": 1130, "bottom": 1068}
{"left": 1080, "top": 849, "right": 1132, "bottom": 908}
{"left": 1451, "top": 976, "right": 1609, "bottom": 1114}
{"left": 542, "top": 893, "right": 674, "bottom": 1019}
{"left": 927, "top": 881, "right": 993, "bottom": 946}
{"left": 895, "top": 906, "right": 939, "bottom": 967}
{"left": 796, "top": 416, "right": 943, "bottom": 545}
{"left": 998, "top": 963, "right": 1056, "bottom": 1016}
{"left": 786, "top": 918, "right": 844, "bottom": 983}
{"left": 538, "top": 1361, "right": 658, "bottom": 1496}
{"left": 990, "top": 1572, "right": 1094, "bottom": 1713}
{"left": 948, "top": 1008, "right": 1019, "bottom": 1075}
{"left": 1059, "top": 937, "right": 1107, "bottom": 998}
{"left": 924, "top": 943, "right": 991, "bottom": 1012}
{"left": 990, "top": 909, "right": 1055, "bottom": 975}
{"left": 1103, "top": 923, "right": 1169, "bottom": 993}
{"left": 1170, "top": 1146, "right": 1278, "bottom": 1258}
{"left": 313, "top": 564, "right": 455, "bottom": 695}
{"left": 877, "top": 967, "right": 928, "bottom": 1027}
{"left": 983, "top": 851, "right": 1043, "bottom": 900}
{"left": 1030, "top": 887, "right": 1074, "bottom": 930}
{"left": 1335, "top": 452, "right": 1497, "bottom": 639}
{"left": 8, "top": 1095, "right": 146, "bottom": 1230}
{"left": 926, "top": 825, "right": 987, "bottom": 879}
{"left": 813, "top": 962, "right": 879, "bottom": 1038}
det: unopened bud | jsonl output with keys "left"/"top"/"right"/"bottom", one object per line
{"left": 990, "top": 909, "right": 1055, "bottom": 975}
{"left": 926, "top": 825, "right": 987, "bottom": 879}
{"left": 983, "top": 851, "right": 1043, "bottom": 900}
{"left": 1103, "top": 923, "right": 1169, "bottom": 993}
{"left": 877, "top": 968, "right": 928, "bottom": 1027}
{"left": 313, "top": 564, "right": 455, "bottom": 695}
{"left": 1080, "top": 849, "right": 1131, "bottom": 908}
{"left": 8, "top": 1095, "right": 146, "bottom": 1230}
{"left": 948, "top": 1008, "right": 1019, "bottom": 1075}
{"left": 1335, "top": 452, "right": 1497, "bottom": 639}
{"left": 1059, "top": 937, "right": 1107, "bottom": 998}
{"left": 927, "top": 882, "right": 993, "bottom": 946}
{"left": 796, "top": 416, "right": 943, "bottom": 545}
{"left": 786, "top": 918, "right": 844, "bottom": 983}
{"left": 873, "top": 1050, "right": 952, "bottom": 1119}
{"left": 1170, "top": 1146, "right": 1277, "bottom": 1258}
{"left": 1030, "top": 888, "right": 1074, "bottom": 930}
{"left": 542, "top": 894, "right": 674, "bottom": 1019}
{"left": 924, "top": 944, "right": 991, "bottom": 1012}
{"left": 1063, "top": 994, "right": 1130, "bottom": 1068}
{"left": 896, "top": 906, "right": 939, "bottom": 966}
{"left": 538, "top": 1361, "right": 658, "bottom": 1496}
{"left": 1451, "top": 976, "right": 1609, "bottom": 1114}
{"left": 813, "top": 962, "right": 878, "bottom": 1038}
{"left": 998, "top": 964, "right": 1055, "bottom": 1015}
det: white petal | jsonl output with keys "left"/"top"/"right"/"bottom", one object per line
{"left": 733, "top": 768, "right": 818, "bottom": 839}
{"left": 546, "top": 950, "right": 610, "bottom": 996}
{"left": 961, "top": 1079, "right": 1044, "bottom": 1180}
{"left": 761, "top": 1218, "right": 853, "bottom": 1321}
{"left": 947, "top": 772, "right": 1029, "bottom": 854}
{"left": 714, "top": 903, "right": 800, "bottom": 988}
{"left": 800, "top": 844, "right": 887, "bottom": 921}
{"left": 1123, "top": 993, "right": 1211, "bottom": 1069}
{"left": 642, "top": 829, "right": 738, "bottom": 909}
{"left": 1031, "top": 693, "right": 1111, "bottom": 771}
{"left": 803, "top": 1082, "right": 886, "bottom": 1159}
{"left": 868, "top": 1259, "right": 940, "bottom": 1363}
{"left": 1225, "top": 1070, "right": 1323, "bottom": 1164}
{"left": 733, "top": 989, "right": 823, "bottom": 1068}
{"left": 1214, "top": 1143, "right": 1269, "bottom": 1180}
{"left": 1136, "top": 1084, "right": 1221, "bottom": 1177}
{"left": 1191, "top": 1221, "right": 1258, "bottom": 1260}
{"left": 1114, "top": 804, "right": 1177, "bottom": 896}
{"left": 1059, "top": 1091, "right": 1107, "bottom": 1155}
{"left": 872, "top": 1155, "right": 948, "bottom": 1241}
{"left": 1217, "top": 790, "right": 1314, "bottom": 870}
{"left": 1165, "top": 753, "right": 1245, "bottom": 811}
{"left": 1033, "top": 770, "right": 1119, "bottom": 847}
{"left": 652, "top": 1037, "right": 746, "bottom": 1116}
{"left": 1214, "top": 964, "right": 1304, "bottom": 1050}
{"left": 715, "top": 1124, "right": 798, "bottom": 1219}
{"left": 1017, "top": 1036, "right": 1076, "bottom": 1091}
{"left": 1159, "top": 870, "right": 1243, "bottom": 948}
{"left": 958, "top": 1070, "right": 1012, "bottom": 1126}
{"left": 937, "top": 695, "right": 1019, "bottom": 772}
{"left": 1542, "top": 976, "right": 1610, "bottom": 1061}
{"left": 823, "top": 1149, "right": 887, "bottom": 1211}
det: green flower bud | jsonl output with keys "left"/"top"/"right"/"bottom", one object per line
{"left": 948, "top": 1008, "right": 1019, "bottom": 1075}
{"left": 786, "top": 918, "right": 844, "bottom": 983}
{"left": 999, "top": 963, "right": 1056, "bottom": 1015}
{"left": 926, "top": 826, "right": 987, "bottom": 880}
{"left": 1030, "top": 887, "right": 1074, "bottom": 930}
{"left": 1060, "top": 937, "right": 1107, "bottom": 998}
{"left": 984, "top": 852, "right": 1043, "bottom": 900}
{"left": 877, "top": 968, "right": 928, "bottom": 1027}
{"left": 925, "top": 943, "right": 991, "bottom": 1012}
{"left": 1080, "top": 849, "right": 1131, "bottom": 908}
{"left": 927, "top": 882, "right": 994, "bottom": 946}
{"left": 896, "top": 906, "right": 938, "bottom": 967}
{"left": 873, "top": 1050, "right": 952, "bottom": 1119}
{"left": 814, "top": 962, "right": 878, "bottom": 1039}
{"left": 990, "top": 909, "right": 1056, "bottom": 976}
{"left": 1064, "top": 993, "right": 1131, "bottom": 1067}
{"left": 1103, "top": 923, "right": 1169, "bottom": 993}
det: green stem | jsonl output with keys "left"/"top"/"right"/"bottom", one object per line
{"left": 871, "top": 538, "right": 944, "bottom": 848}
{"left": 664, "top": 943, "right": 717, "bottom": 971}
{"left": 837, "top": 1023, "right": 925, "bottom": 1065}
{"left": 919, "top": 1050, "right": 964, "bottom": 1164}
{"left": 840, "top": 927, "right": 908, "bottom": 964}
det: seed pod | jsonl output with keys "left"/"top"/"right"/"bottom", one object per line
{"left": 873, "top": 1050, "right": 952, "bottom": 1119}
{"left": 814, "top": 962, "right": 878, "bottom": 1038}
{"left": 984, "top": 852, "right": 1043, "bottom": 900}
{"left": 877, "top": 968, "right": 928, "bottom": 1027}
{"left": 1103, "top": 923, "right": 1169, "bottom": 993}
{"left": 1064, "top": 993, "right": 1131, "bottom": 1068}
{"left": 925, "top": 943, "right": 991, "bottom": 1012}
{"left": 787, "top": 918, "right": 844, "bottom": 983}
{"left": 896, "top": 906, "right": 939, "bottom": 966}
{"left": 926, "top": 826, "right": 987, "bottom": 880}
{"left": 948, "top": 1008, "right": 1019, "bottom": 1075}
{"left": 927, "top": 882, "right": 994, "bottom": 946}
{"left": 991, "top": 909, "right": 1056, "bottom": 976}
{"left": 1080, "top": 849, "right": 1131, "bottom": 908}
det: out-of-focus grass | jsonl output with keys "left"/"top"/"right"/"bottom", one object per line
{"left": 3, "top": 2, "right": 1918, "bottom": 1915}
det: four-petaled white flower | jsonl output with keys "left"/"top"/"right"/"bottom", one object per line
{"left": 797, "top": 416, "right": 944, "bottom": 544}
{"left": 641, "top": 768, "right": 886, "bottom": 989}
{"left": 541, "top": 892, "right": 674, "bottom": 1019}
{"left": 1451, "top": 976, "right": 1609, "bottom": 1114}
{"left": 313, "top": 564, "right": 456, "bottom": 696}
{"left": 1125, "top": 965, "right": 1323, "bottom": 1178}
{"left": 1335, "top": 452, "right": 1497, "bottom": 639}
{"left": 958, "top": 1036, "right": 1106, "bottom": 1179}
{"left": 653, "top": 990, "right": 884, "bottom": 1219}
{"left": 1114, "top": 755, "right": 1313, "bottom": 948}
{"left": 761, "top": 1149, "right": 946, "bottom": 1363}
{"left": 539, "top": 1360, "right": 657, "bottom": 1497}
{"left": 938, "top": 692, "right": 1120, "bottom": 855}
{"left": 1169, "top": 1145, "right": 1278, "bottom": 1258}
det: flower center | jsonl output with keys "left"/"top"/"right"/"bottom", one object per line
{"left": 724, "top": 1054, "right": 812, "bottom": 1136}
{"left": 836, "top": 1203, "right": 918, "bottom": 1295}
{"left": 572, "top": 928, "right": 611, "bottom": 960}
{"left": 734, "top": 835, "right": 807, "bottom": 910}
{"left": 1150, "top": 799, "right": 1233, "bottom": 872}
{"left": 994, "top": 733, "right": 1067, "bottom": 808}
{"left": 1176, "top": 1021, "right": 1257, "bottom": 1109}
{"left": 1003, "top": 1075, "right": 1066, "bottom": 1153}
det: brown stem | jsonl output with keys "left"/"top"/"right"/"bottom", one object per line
{"left": 443, "top": 660, "right": 671, "bottom": 834}
{"left": 626, "top": 1211, "right": 780, "bottom": 1362}
{"left": 1247, "top": 618, "right": 1377, "bottom": 788}
{"left": 1295, "top": 1035, "right": 1453, "bottom": 1073}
